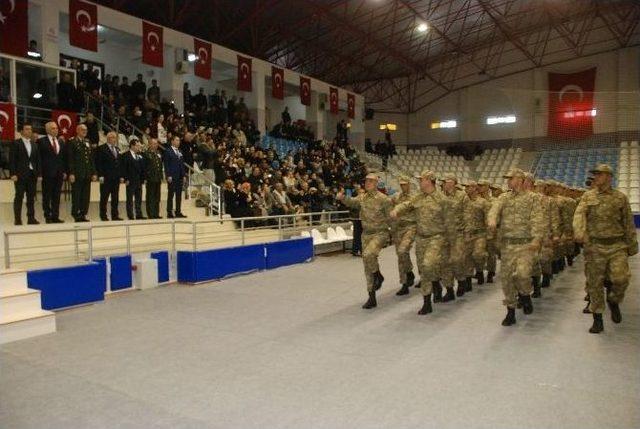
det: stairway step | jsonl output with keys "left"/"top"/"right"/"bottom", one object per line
{"left": 0, "top": 269, "right": 29, "bottom": 295}
{"left": 0, "top": 310, "right": 56, "bottom": 344}
{"left": 0, "top": 290, "right": 44, "bottom": 319}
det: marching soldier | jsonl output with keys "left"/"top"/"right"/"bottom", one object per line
{"left": 67, "top": 124, "right": 97, "bottom": 222}
{"left": 573, "top": 164, "right": 638, "bottom": 334}
{"left": 478, "top": 179, "right": 497, "bottom": 283}
{"left": 465, "top": 181, "right": 490, "bottom": 285}
{"left": 144, "top": 138, "right": 164, "bottom": 219}
{"left": 534, "top": 179, "right": 561, "bottom": 290}
{"left": 391, "top": 175, "right": 417, "bottom": 296}
{"left": 523, "top": 173, "right": 544, "bottom": 297}
{"left": 337, "top": 173, "right": 392, "bottom": 309}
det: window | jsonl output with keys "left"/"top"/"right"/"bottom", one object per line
{"left": 486, "top": 115, "right": 516, "bottom": 125}
{"left": 431, "top": 120, "right": 457, "bottom": 129}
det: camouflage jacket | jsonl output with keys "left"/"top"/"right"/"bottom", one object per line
{"left": 390, "top": 191, "right": 415, "bottom": 230}
{"left": 394, "top": 189, "right": 448, "bottom": 238}
{"left": 488, "top": 189, "right": 545, "bottom": 242}
{"left": 343, "top": 190, "right": 392, "bottom": 233}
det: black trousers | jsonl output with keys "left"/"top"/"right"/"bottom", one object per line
{"left": 166, "top": 177, "right": 183, "bottom": 215}
{"left": 352, "top": 219, "right": 363, "bottom": 253}
{"left": 126, "top": 184, "right": 143, "bottom": 219}
{"left": 71, "top": 178, "right": 91, "bottom": 219}
{"left": 14, "top": 171, "right": 37, "bottom": 222}
{"left": 145, "top": 181, "right": 161, "bottom": 218}
{"left": 42, "top": 174, "right": 63, "bottom": 220}
{"left": 99, "top": 180, "right": 120, "bottom": 218}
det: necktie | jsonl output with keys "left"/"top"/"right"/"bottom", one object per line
{"left": 111, "top": 146, "right": 117, "bottom": 158}
{"left": 52, "top": 137, "right": 59, "bottom": 155}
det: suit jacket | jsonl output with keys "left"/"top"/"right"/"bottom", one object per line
{"left": 120, "top": 151, "right": 145, "bottom": 187}
{"left": 67, "top": 137, "right": 96, "bottom": 179}
{"left": 163, "top": 146, "right": 186, "bottom": 181}
{"left": 95, "top": 143, "right": 122, "bottom": 182}
{"left": 38, "top": 135, "right": 67, "bottom": 178}
{"left": 144, "top": 150, "right": 164, "bottom": 183}
{"left": 10, "top": 138, "right": 40, "bottom": 179}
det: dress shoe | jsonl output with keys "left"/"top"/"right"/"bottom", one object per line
{"left": 418, "top": 294, "right": 433, "bottom": 315}
{"left": 175, "top": 213, "right": 187, "bottom": 218}
{"left": 14, "top": 220, "right": 23, "bottom": 226}
{"left": 589, "top": 313, "right": 604, "bottom": 334}
{"left": 502, "top": 308, "right": 516, "bottom": 326}
{"left": 137, "top": 216, "right": 148, "bottom": 220}
{"left": 100, "top": 216, "right": 109, "bottom": 221}
{"left": 362, "top": 291, "right": 377, "bottom": 309}
{"left": 112, "top": 217, "right": 124, "bottom": 221}
{"left": 166, "top": 213, "right": 175, "bottom": 219}
{"left": 52, "top": 218, "right": 64, "bottom": 223}
{"left": 27, "top": 218, "right": 40, "bottom": 225}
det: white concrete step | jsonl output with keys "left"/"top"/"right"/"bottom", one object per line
{"left": 0, "top": 310, "right": 56, "bottom": 344}
{"left": 0, "top": 269, "right": 29, "bottom": 295}
{"left": 0, "top": 289, "right": 43, "bottom": 319}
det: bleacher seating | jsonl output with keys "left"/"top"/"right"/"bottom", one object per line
{"left": 531, "top": 147, "right": 619, "bottom": 188}
{"left": 260, "top": 136, "right": 307, "bottom": 157}
{"left": 617, "top": 141, "right": 640, "bottom": 212}
{"left": 475, "top": 147, "right": 523, "bottom": 187}
{"left": 391, "top": 146, "right": 472, "bottom": 181}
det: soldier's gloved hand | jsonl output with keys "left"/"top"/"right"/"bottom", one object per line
{"left": 628, "top": 242, "right": 639, "bottom": 257}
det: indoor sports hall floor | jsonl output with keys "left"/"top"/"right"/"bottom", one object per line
{"left": 1, "top": 248, "right": 639, "bottom": 429}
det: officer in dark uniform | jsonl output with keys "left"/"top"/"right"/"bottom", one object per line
{"left": 144, "top": 138, "right": 164, "bottom": 219}
{"left": 67, "top": 124, "right": 97, "bottom": 222}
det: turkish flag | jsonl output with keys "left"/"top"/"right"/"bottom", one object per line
{"left": 52, "top": 110, "right": 78, "bottom": 140}
{"left": 347, "top": 93, "right": 355, "bottom": 119}
{"left": 272, "top": 66, "right": 284, "bottom": 100}
{"left": 548, "top": 68, "right": 596, "bottom": 139}
{"left": 300, "top": 76, "right": 311, "bottom": 106}
{"left": 329, "top": 87, "right": 339, "bottom": 114}
{"left": 69, "top": 0, "right": 98, "bottom": 52}
{"left": 0, "top": 102, "right": 16, "bottom": 141}
{"left": 0, "top": 0, "right": 28, "bottom": 57}
{"left": 142, "top": 21, "right": 163, "bottom": 67}
{"left": 194, "top": 38, "right": 211, "bottom": 79}
{"left": 237, "top": 55, "right": 252, "bottom": 92}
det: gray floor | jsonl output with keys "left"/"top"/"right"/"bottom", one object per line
{"left": 2, "top": 248, "right": 639, "bottom": 429}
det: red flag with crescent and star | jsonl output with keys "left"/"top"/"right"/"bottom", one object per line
{"left": 300, "top": 76, "right": 311, "bottom": 106}
{"left": 194, "top": 38, "right": 212, "bottom": 79}
{"left": 142, "top": 21, "right": 163, "bottom": 67}
{"left": 237, "top": 55, "right": 252, "bottom": 92}
{"left": 52, "top": 110, "right": 78, "bottom": 140}
{"left": 272, "top": 67, "right": 284, "bottom": 100}
{"left": 548, "top": 68, "right": 596, "bottom": 139}
{"left": 0, "top": 102, "right": 16, "bottom": 141}
{"left": 329, "top": 87, "right": 339, "bottom": 114}
{"left": 69, "top": 0, "right": 98, "bottom": 52}
{"left": 0, "top": 0, "right": 28, "bottom": 57}
{"left": 347, "top": 93, "right": 355, "bottom": 119}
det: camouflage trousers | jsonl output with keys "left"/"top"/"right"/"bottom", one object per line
{"left": 362, "top": 231, "right": 390, "bottom": 292}
{"left": 392, "top": 225, "right": 416, "bottom": 283}
{"left": 442, "top": 233, "right": 467, "bottom": 288}
{"left": 584, "top": 241, "right": 630, "bottom": 314}
{"left": 562, "top": 234, "right": 575, "bottom": 257}
{"left": 469, "top": 233, "right": 488, "bottom": 272}
{"left": 500, "top": 241, "right": 536, "bottom": 308}
{"left": 415, "top": 234, "right": 445, "bottom": 296}
{"left": 538, "top": 241, "right": 554, "bottom": 276}
{"left": 485, "top": 237, "right": 498, "bottom": 273}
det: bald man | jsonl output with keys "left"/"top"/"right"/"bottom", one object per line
{"left": 37, "top": 121, "right": 67, "bottom": 223}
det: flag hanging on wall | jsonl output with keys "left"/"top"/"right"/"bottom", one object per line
{"left": 52, "top": 110, "right": 78, "bottom": 140}
{"left": 329, "top": 87, "right": 339, "bottom": 114}
{"left": 237, "top": 55, "right": 252, "bottom": 92}
{"left": 194, "top": 38, "right": 212, "bottom": 79}
{"left": 0, "top": 102, "right": 16, "bottom": 141}
{"left": 69, "top": 0, "right": 98, "bottom": 52}
{"left": 300, "top": 77, "right": 311, "bottom": 106}
{"left": 347, "top": 93, "right": 355, "bottom": 119}
{"left": 548, "top": 68, "right": 596, "bottom": 139}
{"left": 0, "top": 0, "right": 28, "bottom": 57}
{"left": 142, "top": 21, "right": 163, "bottom": 67}
{"left": 272, "top": 66, "right": 284, "bottom": 100}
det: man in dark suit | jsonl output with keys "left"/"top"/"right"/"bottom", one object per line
{"left": 10, "top": 123, "right": 41, "bottom": 225}
{"left": 144, "top": 138, "right": 164, "bottom": 219}
{"left": 163, "top": 135, "right": 187, "bottom": 218}
{"left": 67, "top": 124, "right": 97, "bottom": 222}
{"left": 120, "top": 137, "right": 146, "bottom": 220}
{"left": 95, "top": 131, "right": 124, "bottom": 221}
{"left": 38, "top": 121, "right": 67, "bottom": 223}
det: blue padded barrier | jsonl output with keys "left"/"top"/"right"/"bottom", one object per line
{"left": 634, "top": 215, "right": 640, "bottom": 228}
{"left": 150, "top": 251, "right": 170, "bottom": 283}
{"left": 27, "top": 262, "right": 106, "bottom": 310}
{"left": 109, "top": 254, "right": 133, "bottom": 291}
{"left": 178, "top": 243, "right": 265, "bottom": 283}
{"left": 265, "top": 237, "right": 313, "bottom": 270}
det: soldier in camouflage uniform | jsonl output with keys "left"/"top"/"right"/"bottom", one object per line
{"left": 338, "top": 173, "right": 392, "bottom": 309}
{"left": 523, "top": 173, "right": 545, "bottom": 298}
{"left": 573, "top": 164, "right": 638, "bottom": 334}
{"left": 534, "top": 179, "right": 561, "bottom": 291}
{"left": 465, "top": 181, "right": 490, "bottom": 284}
{"left": 391, "top": 175, "right": 417, "bottom": 296}
{"left": 67, "top": 124, "right": 97, "bottom": 222}
{"left": 488, "top": 168, "right": 545, "bottom": 326}
{"left": 391, "top": 170, "right": 448, "bottom": 315}
{"left": 478, "top": 179, "right": 497, "bottom": 283}
{"left": 563, "top": 184, "right": 578, "bottom": 266}
{"left": 144, "top": 138, "right": 164, "bottom": 219}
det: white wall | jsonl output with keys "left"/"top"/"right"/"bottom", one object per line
{"left": 365, "top": 112, "right": 409, "bottom": 145}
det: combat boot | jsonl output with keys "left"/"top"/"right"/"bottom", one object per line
{"left": 414, "top": 280, "right": 421, "bottom": 289}
{"left": 521, "top": 295, "right": 534, "bottom": 314}
{"left": 607, "top": 300, "right": 622, "bottom": 323}
{"left": 432, "top": 281, "right": 443, "bottom": 302}
{"left": 396, "top": 282, "right": 410, "bottom": 296}
{"left": 517, "top": 294, "right": 523, "bottom": 309}
{"left": 442, "top": 287, "right": 456, "bottom": 302}
{"left": 583, "top": 300, "right": 591, "bottom": 314}
{"left": 456, "top": 281, "right": 465, "bottom": 297}
{"left": 552, "top": 260, "right": 559, "bottom": 274}
{"left": 541, "top": 273, "right": 551, "bottom": 288}
{"left": 532, "top": 276, "right": 541, "bottom": 298}
{"left": 589, "top": 313, "right": 604, "bottom": 334}
{"left": 406, "top": 271, "right": 415, "bottom": 287}
{"left": 373, "top": 271, "right": 384, "bottom": 291}
{"left": 475, "top": 270, "right": 485, "bottom": 285}
{"left": 487, "top": 271, "right": 495, "bottom": 283}
{"left": 566, "top": 255, "right": 574, "bottom": 266}
{"left": 362, "top": 291, "right": 377, "bottom": 309}
{"left": 501, "top": 308, "right": 516, "bottom": 326}
{"left": 559, "top": 258, "right": 565, "bottom": 271}
{"left": 418, "top": 294, "right": 433, "bottom": 315}
{"left": 465, "top": 276, "right": 473, "bottom": 292}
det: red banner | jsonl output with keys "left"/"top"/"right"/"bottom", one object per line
{"left": 329, "top": 87, "right": 339, "bottom": 114}
{"left": 69, "top": 0, "right": 98, "bottom": 52}
{"left": 272, "top": 66, "right": 284, "bottom": 100}
{"left": 52, "top": 110, "right": 78, "bottom": 140}
{"left": 194, "top": 38, "right": 211, "bottom": 79}
{"left": 142, "top": 21, "right": 163, "bottom": 67}
{"left": 300, "top": 76, "right": 311, "bottom": 106}
{"left": 237, "top": 55, "right": 252, "bottom": 92}
{"left": 347, "top": 93, "right": 355, "bottom": 119}
{"left": 0, "top": 102, "right": 16, "bottom": 141}
{"left": 0, "top": 0, "right": 28, "bottom": 57}
{"left": 548, "top": 68, "right": 596, "bottom": 139}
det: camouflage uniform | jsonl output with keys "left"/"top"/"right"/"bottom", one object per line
{"left": 390, "top": 177, "right": 416, "bottom": 285}
{"left": 536, "top": 181, "right": 561, "bottom": 278}
{"left": 479, "top": 180, "right": 498, "bottom": 276}
{"left": 442, "top": 178, "right": 472, "bottom": 291}
{"left": 467, "top": 192, "right": 491, "bottom": 273}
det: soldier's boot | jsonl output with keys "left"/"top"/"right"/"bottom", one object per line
{"left": 432, "top": 281, "right": 443, "bottom": 303}
{"left": 566, "top": 255, "right": 574, "bottom": 266}
{"left": 396, "top": 280, "right": 410, "bottom": 296}
{"left": 552, "top": 260, "right": 559, "bottom": 274}
{"left": 607, "top": 300, "right": 622, "bottom": 324}
{"left": 589, "top": 313, "right": 604, "bottom": 334}
{"left": 414, "top": 280, "right": 421, "bottom": 289}
{"left": 532, "top": 276, "right": 541, "bottom": 298}
{"left": 517, "top": 294, "right": 524, "bottom": 309}
{"left": 501, "top": 308, "right": 516, "bottom": 326}
{"left": 559, "top": 258, "right": 565, "bottom": 271}
{"left": 475, "top": 271, "right": 485, "bottom": 285}
{"left": 418, "top": 294, "right": 433, "bottom": 315}
{"left": 541, "top": 274, "right": 551, "bottom": 288}
{"left": 362, "top": 291, "right": 377, "bottom": 309}
{"left": 442, "top": 287, "right": 456, "bottom": 302}
{"left": 584, "top": 293, "right": 590, "bottom": 301}
{"left": 456, "top": 280, "right": 466, "bottom": 297}
{"left": 583, "top": 299, "right": 592, "bottom": 314}
{"left": 487, "top": 271, "right": 495, "bottom": 283}
{"left": 373, "top": 271, "right": 384, "bottom": 291}
{"left": 521, "top": 295, "right": 534, "bottom": 315}
{"left": 406, "top": 271, "right": 415, "bottom": 287}
{"left": 465, "top": 277, "right": 473, "bottom": 292}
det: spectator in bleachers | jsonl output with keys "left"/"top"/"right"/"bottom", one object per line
{"left": 84, "top": 112, "right": 100, "bottom": 148}
{"left": 131, "top": 74, "right": 147, "bottom": 104}
{"left": 281, "top": 107, "right": 291, "bottom": 125}
{"left": 193, "top": 87, "right": 208, "bottom": 111}
{"left": 56, "top": 72, "right": 77, "bottom": 111}
{"left": 147, "top": 79, "right": 160, "bottom": 105}
{"left": 119, "top": 76, "right": 131, "bottom": 105}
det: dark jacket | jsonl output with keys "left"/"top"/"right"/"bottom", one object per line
{"left": 95, "top": 143, "right": 122, "bottom": 182}
{"left": 67, "top": 137, "right": 96, "bottom": 179}
{"left": 120, "top": 151, "right": 145, "bottom": 187}
{"left": 144, "top": 150, "right": 164, "bottom": 183}
{"left": 37, "top": 135, "right": 67, "bottom": 178}
{"left": 163, "top": 146, "right": 186, "bottom": 181}
{"left": 10, "top": 138, "right": 40, "bottom": 178}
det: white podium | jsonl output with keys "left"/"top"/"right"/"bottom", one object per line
{"left": 134, "top": 258, "right": 158, "bottom": 290}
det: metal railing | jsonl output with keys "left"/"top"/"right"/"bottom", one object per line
{"left": 185, "top": 164, "right": 222, "bottom": 217}
{"left": 3, "top": 210, "right": 351, "bottom": 269}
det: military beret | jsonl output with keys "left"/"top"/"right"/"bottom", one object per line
{"left": 503, "top": 168, "right": 526, "bottom": 179}
{"left": 398, "top": 175, "right": 411, "bottom": 185}
{"left": 589, "top": 163, "right": 613, "bottom": 175}
{"left": 441, "top": 173, "right": 457, "bottom": 182}
{"left": 415, "top": 169, "right": 437, "bottom": 180}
